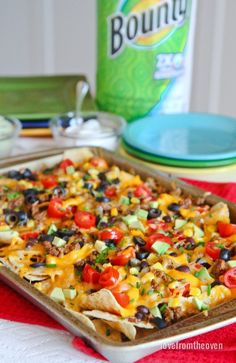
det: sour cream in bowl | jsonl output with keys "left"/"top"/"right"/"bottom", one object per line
{"left": 0, "top": 115, "right": 22, "bottom": 158}
{"left": 50, "top": 111, "right": 126, "bottom": 151}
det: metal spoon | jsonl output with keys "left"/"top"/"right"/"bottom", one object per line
{"left": 75, "top": 80, "right": 89, "bottom": 124}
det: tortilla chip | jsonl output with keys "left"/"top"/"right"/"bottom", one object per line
{"left": 80, "top": 288, "right": 122, "bottom": 314}
{"left": 83, "top": 310, "right": 136, "bottom": 340}
{"left": 93, "top": 319, "right": 122, "bottom": 342}
{"left": 66, "top": 309, "right": 96, "bottom": 331}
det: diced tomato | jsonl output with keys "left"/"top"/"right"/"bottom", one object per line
{"left": 90, "top": 157, "right": 108, "bottom": 169}
{"left": 112, "top": 292, "right": 130, "bottom": 307}
{"left": 74, "top": 211, "right": 96, "bottom": 229}
{"left": 104, "top": 186, "right": 117, "bottom": 197}
{"left": 133, "top": 184, "right": 152, "bottom": 199}
{"left": 20, "top": 231, "right": 39, "bottom": 241}
{"left": 169, "top": 282, "right": 190, "bottom": 297}
{"left": 99, "top": 267, "right": 119, "bottom": 288}
{"left": 47, "top": 198, "right": 66, "bottom": 219}
{"left": 99, "top": 227, "right": 124, "bottom": 244}
{"left": 41, "top": 175, "right": 58, "bottom": 189}
{"left": 218, "top": 222, "right": 236, "bottom": 238}
{"left": 59, "top": 159, "right": 74, "bottom": 170}
{"left": 205, "top": 241, "right": 221, "bottom": 260}
{"left": 145, "top": 233, "right": 173, "bottom": 251}
{"left": 110, "top": 247, "right": 135, "bottom": 266}
{"left": 82, "top": 264, "right": 100, "bottom": 284}
{"left": 224, "top": 267, "right": 236, "bottom": 288}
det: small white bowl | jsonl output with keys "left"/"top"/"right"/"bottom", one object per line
{"left": 49, "top": 111, "right": 126, "bottom": 151}
{"left": 0, "top": 115, "right": 22, "bottom": 158}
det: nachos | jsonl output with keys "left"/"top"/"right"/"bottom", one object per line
{"left": 0, "top": 155, "right": 236, "bottom": 341}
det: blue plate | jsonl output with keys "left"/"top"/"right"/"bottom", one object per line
{"left": 123, "top": 113, "right": 236, "bottom": 161}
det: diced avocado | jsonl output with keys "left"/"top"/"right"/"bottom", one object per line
{"left": 152, "top": 241, "right": 170, "bottom": 255}
{"left": 131, "top": 197, "right": 140, "bottom": 204}
{"left": 119, "top": 196, "right": 130, "bottom": 205}
{"left": 174, "top": 219, "right": 187, "bottom": 230}
{"left": 194, "top": 267, "right": 214, "bottom": 284}
{"left": 193, "top": 225, "right": 204, "bottom": 239}
{"left": 48, "top": 224, "right": 57, "bottom": 235}
{"left": 95, "top": 240, "right": 107, "bottom": 253}
{"left": 228, "top": 260, "right": 236, "bottom": 268}
{"left": 0, "top": 230, "right": 19, "bottom": 243}
{"left": 135, "top": 209, "right": 148, "bottom": 220}
{"left": 193, "top": 297, "right": 208, "bottom": 311}
{"left": 150, "top": 306, "right": 162, "bottom": 318}
{"left": 122, "top": 215, "right": 145, "bottom": 232}
{"left": 149, "top": 201, "right": 159, "bottom": 208}
{"left": 63, "top": 288, "right": 77, "bottom": 300}
{"left": 52, "top": 236, "right": 67, "bottom": 248}
{"left": 50, "top": 287, "right": 65, "bottom": 303}
{"left": 130, "top": 267, "right": 140, "bottom": 275}
{"left": 66, "top": 166, "right": 75, "bottom": 174}
{"left": 88, "top": 168, "right": 99, "bottom": 177}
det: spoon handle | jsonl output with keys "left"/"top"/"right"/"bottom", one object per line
{"left": 75, "top": 80, "right": 89, "bottom": 119}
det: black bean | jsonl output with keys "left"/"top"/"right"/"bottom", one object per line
{"left": 104, "top": 239, "right": 116, "bottom": 248}
{"left": 219, "top": 248, "right": 231, "bottom": 261}
{"left": 108, "top": 216, "right": 117, "bottom": 226}
{"left": 96, "top": 182, "right": 108, "bottom": 192}
{"left": 167, "top": 203, "right": 180, "bottom": 212}
{"left": 79, "top": 241, "right": 85, "bottom": 248}
{"left": 133, "top": 236, "right": 146, "bottom": 247}
{"left": 96, "top": 196, "right": 111, "bottom": 203}
{"left": 201, "top": 262, "right": 211, "bottom": 269}
{"left": 136, "top": 251, "right": 149, "bottom": 260}
{"left": 152, "top": 317, "right": 167, "bottom": 329}
{"left": 39, "top": 234, "right": 54, "bottom": 243}
{"left": 163, "top": 215, "right": 172, "bottom": 223}
{"left": 23, "top": 188, "right": 39, "bottom": 196}
{"left": 169, "top": 252, "right": 177, "bottom": 256}
{"left": 127, "top": 192, "right": 132, "bottom": 199}
{"left": 176, "top": 265, "right": 190, "bottom": 272}
{"left": 135, "top": 312, "right": 144, "bottom": 320}
{"left": 231, "top": 246, "right": 236, "bottom": 256}
{"left": 137, "top": 305, "right": 149, "bottom": 315}
{"left": 22, "top": 168, "right": 36, "bottom": 180}
{"left": 140, "top": 261, "right": 149, "bottom": 269}
{"left": 147, "top": 208, "right": 161, "bottom": 219}
{"left": 98, "top": 172, "right": 107, "bottom": 181}
{"left": 56, "top": 229, "right": 74, "bottom": 238}
{"left": 211, "top": 280, "right": 224, "bottom": 288}
{"left": 52, "top": 186, "right": 66, "bottom": 196}
{"left": 7, "top": 170, "right": 22, "bottom": 180}
{"left": 98, "top": 222, "right": 109, "bottom": 229}
{"left": 17, "top": 211, "right": 28, "bottom": 225}
{"left": 25, "top": 194, "right": 38, "bottom": 204}
{"left": 186, "top": 237, "right": 196, "bottom": 246}
{"left": 112, "top": 178, "right": 120, "bottom": 185}
{"left": 128, "top": 258, "right": 140, "bottom": 267}
{"left": 84, "top": 182, "right": 93, "bottom": 191}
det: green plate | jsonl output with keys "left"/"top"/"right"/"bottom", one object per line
{"left": 0, "top": 75, "right": 96, "bottom": 120}
{"left": 121, "top": 139, "right": 236, "bottom": 168}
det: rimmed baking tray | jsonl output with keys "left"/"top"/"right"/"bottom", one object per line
{"left": 0, "top": 147, "right": 235, "bottom": 363}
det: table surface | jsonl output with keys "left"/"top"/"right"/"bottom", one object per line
{"left": 1, "top": 137, "right": 235, "bottom": 362}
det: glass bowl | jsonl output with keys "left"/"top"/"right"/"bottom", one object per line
{"left": 0, "top": 115, "right": 22, "bottom": 158}
{"left": 49, "top": 111, "right": 126, "bottom": 151}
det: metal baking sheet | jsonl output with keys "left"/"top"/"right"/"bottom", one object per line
{"left": 0, "top": 147, "right": 235, "bottom": 363}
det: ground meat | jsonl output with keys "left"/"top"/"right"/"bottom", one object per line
{"left": 8, "top": 195, "right": 24, "bottom": 209}
{"left": 211, "top": 259, "right": 227, "bottom": 278}
{"left": 152, "top": 269, "right": 172, "bottom": 283}
{"left": 164, "top": 307, "right": 183, "bottom": 323}
{"left": 161, "top": 257, "right": 175, "bottom": 269}
{"left": 38, "top": 193, "right": 51, "bottom": 203}
{"left": 181, "top": 197, "right": 192, "bottom": 209}
{"left": 195, "top": 196, "right": 206, "bottom": 205}
{"left": 42, "top": 240, "right": 60, "bottom": 257}
{"left": 31, "top": 202, "right": 48, "bottom": 222}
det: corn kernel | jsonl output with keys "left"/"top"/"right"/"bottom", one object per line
{"left": 190, "top": 287, "right": 201, "bottom": 297}
{"left": 183, "top": 228, "right": 193, "bottom": 237}
{"left": 111, "top": 208, "right": 118, "bottom": 217}
{"left": 141, "top": 272, "right": 155, "bottom": 284}
{"left": 168, "top": 297, "right": 181, "bottom": 308}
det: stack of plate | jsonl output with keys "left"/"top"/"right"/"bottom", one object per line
{"left": 120, "top": 113, "right": 236, "bottom": 182}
